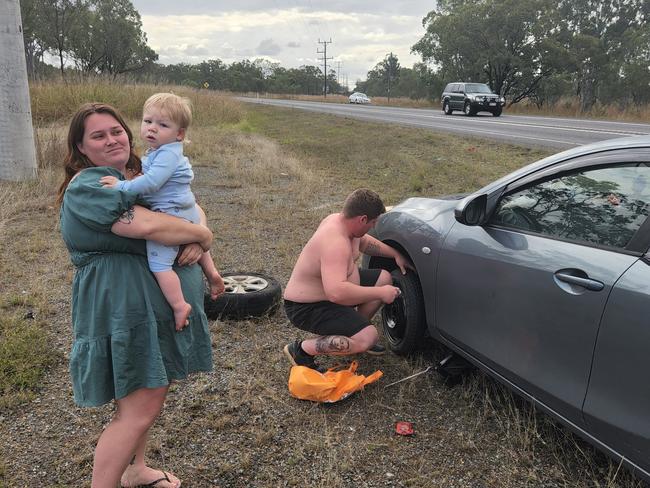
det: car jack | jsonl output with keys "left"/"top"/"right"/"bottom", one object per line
{"left": 435, "top": 352, "right": 472, "bottom": 386}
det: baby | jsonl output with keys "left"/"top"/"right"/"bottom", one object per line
{"left": 101, "top": 93, "right": 224, "bottom": 330}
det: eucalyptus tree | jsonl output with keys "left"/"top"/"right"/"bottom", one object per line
{"left": 556, "top": 0, "right": 650, "bottom": 109}
{"left": 20, "top": 0, "right": 86, "bottom": 79}
{"left": 68, "top": 0, "right": 157, "bottom": 75}
{"left": 412, "top": 0, "right": 561, "bottom": 103}
{"left": 382, "top": 53, "right": 400, "bottom": 102}
{"left": 39, "top": 0, "right": 86, "bottom": 78}
{"left": 362, "top": 53, "right": 400, "bottom": 98}
{"left": 18, "top": 0, "right": 46, "bottom": 79}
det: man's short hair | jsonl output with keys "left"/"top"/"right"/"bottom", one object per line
{"left": 342, "top": 188, "right": 386, "bottom": 220}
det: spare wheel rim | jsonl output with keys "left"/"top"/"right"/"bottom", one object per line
{"left": 224, "top": 275, "right": 269, "bottom": 294}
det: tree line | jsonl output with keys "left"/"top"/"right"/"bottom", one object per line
{"left": 412, "top": 0, "right": 650, "bottom": 110}
{"left": 21, "top": 0, "right": 650, "bottom": 108}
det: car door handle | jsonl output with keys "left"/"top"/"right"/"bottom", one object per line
{"left": 554, "top": 272, "right": 604, "bottom": 291}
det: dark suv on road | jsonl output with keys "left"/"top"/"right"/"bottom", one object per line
{"left": 441, "top": 82, "right": 505, "bottom": 116}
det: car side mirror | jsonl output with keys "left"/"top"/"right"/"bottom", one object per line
{"left": 455, "top": 194, "right": 488, "bottom": 226}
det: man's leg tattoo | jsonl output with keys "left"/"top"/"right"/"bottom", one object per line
{"left": 315, "top": 336, "right": 350, "bottom": 354}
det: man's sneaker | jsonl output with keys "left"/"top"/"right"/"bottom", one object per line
{"left": 283, "top": 340, "right": 326, "bottom": 373}
{"left": 366, "top": 343, "right": 386, "bottom": 355}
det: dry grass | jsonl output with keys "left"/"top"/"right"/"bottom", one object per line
{"left": 30, "top": 79, "right": 244, "bottom": 126}
{"left": 0, "top": 83, "right": 646, "bottom": 487}
{"left": 505, "top": 96, "right": 650, "bottom": 122}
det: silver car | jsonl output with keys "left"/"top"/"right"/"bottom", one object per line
{"left": 364, "top": 136, "right": 650, "bottom": 483}
{"left": 349, "top": 92, "right": 371, "bottom": 104}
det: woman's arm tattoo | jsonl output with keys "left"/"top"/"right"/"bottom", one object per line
{"left": 315, "top": 336, "right": 350, "bottom": 354}
{"left": 117, "top": 207, "right": 135, "bottom": 224}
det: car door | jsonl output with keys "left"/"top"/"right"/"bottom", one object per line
{"left": 451, "top": 84, "right": 463, "bottom": 110}
{"left": 435, "top": 158, "right": 650, "bottom": 426}
{"left": 583, "top": 251, "right": 650, "bottom": 470}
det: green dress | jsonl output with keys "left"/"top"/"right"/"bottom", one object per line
{"left": 60, "top": 167, "right": 213, "bottom": 407}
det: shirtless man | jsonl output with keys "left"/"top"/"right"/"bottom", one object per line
{"left": 283, "top": 188, "right": 411, "bottom": 371}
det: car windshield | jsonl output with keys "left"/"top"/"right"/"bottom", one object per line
{"left": 465, "top": 84, "right": 492, "bottom": 94}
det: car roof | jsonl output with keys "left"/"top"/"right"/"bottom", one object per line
{"left": 479, "top": 135, "right": 650, "bottom": 194}
{"left": 446, "top": 82, "right": 489, "bottom": 85}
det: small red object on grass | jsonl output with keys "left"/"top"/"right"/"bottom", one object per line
{"left": 395, "top": 421, "right": 414, "bottom": 436}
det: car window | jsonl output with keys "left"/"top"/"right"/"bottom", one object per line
{"left": 490, "top": 163, "right": 650, "bottom": 249}
{"left": 465, "top": 83, "right": 492, "bottom": 94}
{"left": 454, "top": 84, "right": 463, "bottom": 93}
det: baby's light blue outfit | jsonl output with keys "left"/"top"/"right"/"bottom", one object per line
{"left": 116, "top": 142, "right": 199, "bottom": 272}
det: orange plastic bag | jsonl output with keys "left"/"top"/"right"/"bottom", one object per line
{"left": 288, "top": 361, "right": 383, "bottom": 403}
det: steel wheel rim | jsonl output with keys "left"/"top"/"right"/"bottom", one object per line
{"left": 383, "top": 294, "right": 406, "bottom": 341}
{"left": 223, "top": 275, "right": 269, "bottom": 294}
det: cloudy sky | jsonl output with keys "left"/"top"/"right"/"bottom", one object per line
{"left": 129, "top": 1, "right": 436, "bottom": 87}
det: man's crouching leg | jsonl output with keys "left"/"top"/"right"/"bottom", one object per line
{"left": 302, "top": 324, "right": 378, "bottom": 356}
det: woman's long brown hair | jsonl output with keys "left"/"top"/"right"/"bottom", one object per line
{"left": 56, "top": 103, "right": 141, "bottom": 206}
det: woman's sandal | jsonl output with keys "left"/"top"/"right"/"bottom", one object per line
{"left": 132, "top": 470, "right": 179, "bottom": 488}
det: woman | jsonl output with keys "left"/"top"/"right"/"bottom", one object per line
{"left": 58, "top": 103, "right": 215, "bottom": 488}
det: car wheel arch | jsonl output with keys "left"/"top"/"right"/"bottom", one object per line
{"left": 367, "top": 239, "right": 409, "bottom": 272}
{"left": 366, "top": 239, "right": 437, "bottom": 340}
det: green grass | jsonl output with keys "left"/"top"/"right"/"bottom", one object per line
{"left": 0, "top": 307, "right": 57, "bottom": 409}
{"left": 242, "top": 104, "right": 551, "bottom": 204}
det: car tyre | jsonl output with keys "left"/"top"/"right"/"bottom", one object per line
{"left": 381, "top": 269, "right": 426, "bottom": 355}
{"left": 443, "top": 100, "right": 452, "bottom": 115}
{"left": 204, "top": 272, "right": 281, "bottom": 320}
{"left": 492, "top": 107, "right": 502, "bottom": 117}
{"left": 464, "top": 101, "right": 475, "bottom": 116}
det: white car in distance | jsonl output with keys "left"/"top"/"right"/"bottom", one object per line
{"left": 348, "top": 92, "right": 371, "bottom": 104}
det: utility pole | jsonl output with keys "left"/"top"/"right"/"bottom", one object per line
{"left": 317, "top": 38, "right": 332, "bottom": 98}
{"left": 335, "top": 61, "right": 342, "bottom": 86}
{"left": 0, "top": 0, "right": 37, "bottom": 181}
{"left": 387, "top": 51, "right": 393, "bottom": 105}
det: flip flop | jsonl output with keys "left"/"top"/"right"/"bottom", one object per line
{"left": 130, "top": 470, "right": 180, "bottom": 488}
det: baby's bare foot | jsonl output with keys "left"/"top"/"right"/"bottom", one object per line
{"left": 208, "top": 272, "right": 225, "bottom": 300}
{"left": 174, "top": 302, "right": 192, "bottom": 331}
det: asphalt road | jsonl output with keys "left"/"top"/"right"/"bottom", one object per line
{"left": 239, "top": 97, "right": 650, "bottom": 150}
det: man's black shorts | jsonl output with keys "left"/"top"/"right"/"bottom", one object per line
{"left": 284, "top": 268, "right": 382, "bottom": 337}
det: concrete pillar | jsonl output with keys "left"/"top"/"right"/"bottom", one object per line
{"left": 0, "top": 0, "right": 37, "bottom": 181}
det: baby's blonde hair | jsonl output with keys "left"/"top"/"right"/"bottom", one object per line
{"left": 143, "top": 92, "right": 192, "bottom": 129}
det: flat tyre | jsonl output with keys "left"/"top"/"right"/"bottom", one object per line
{"left": 381, "top": 269, "right": 426, "bottom": 355}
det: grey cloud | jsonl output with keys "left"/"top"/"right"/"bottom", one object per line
{"left": 256, "top": 39, "right": 282, "bottom": 56}
{"left": 183, "top": 46, "right": 210, "bottom": 56}
{"left": 287, "top": 41, "right": 300, "bottom": 48}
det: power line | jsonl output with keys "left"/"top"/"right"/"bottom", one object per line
{"left": 317, "top": 38, "right": 332, "bottom": 97}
